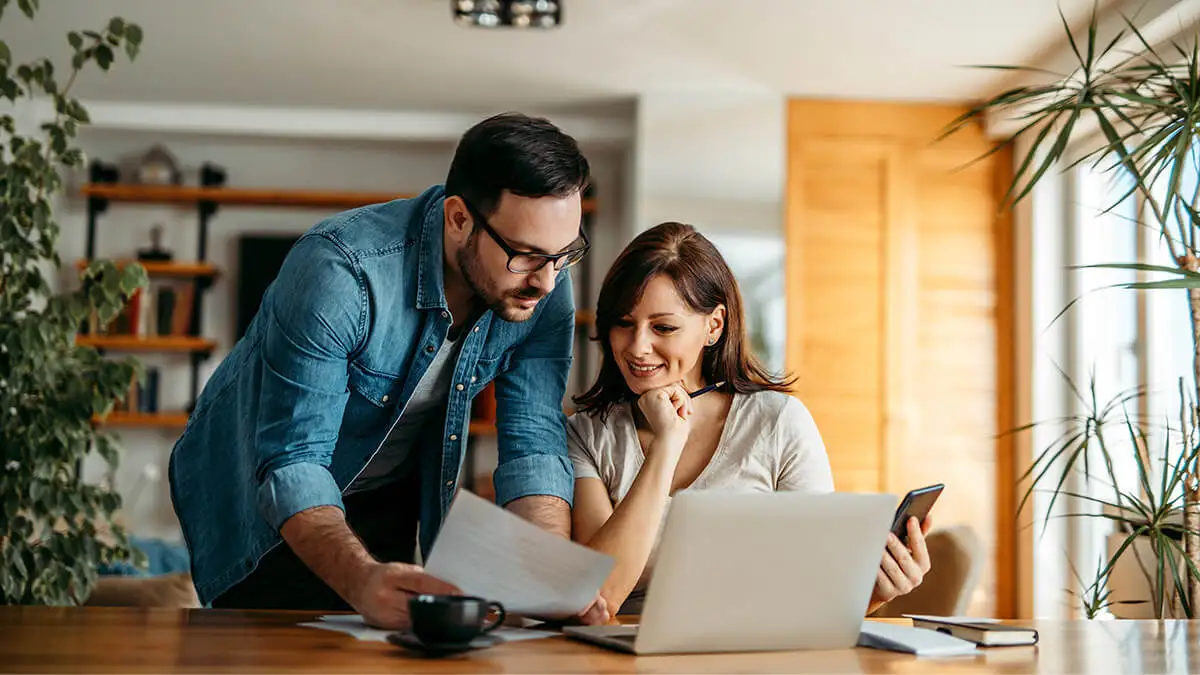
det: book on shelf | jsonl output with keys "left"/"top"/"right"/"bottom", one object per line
{"left": 82, "top": 280, "right": 196, "bottom": 338}
{"left": 109, "top": 366, "right": 160, "bottom": 414}
{"left": 905, "top": 615, "right": 1039, "bottom": 647}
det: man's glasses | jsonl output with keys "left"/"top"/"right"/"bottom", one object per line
{"left": 461, "top": 198, "right": 590, "bottom": 274}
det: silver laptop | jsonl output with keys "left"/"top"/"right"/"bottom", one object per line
{"left": 563, "top": 490, "right": 894, "bottom": 655}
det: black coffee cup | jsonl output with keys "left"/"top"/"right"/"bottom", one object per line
{"left": 408, "top": 594, "right": 506, "bottom": 645}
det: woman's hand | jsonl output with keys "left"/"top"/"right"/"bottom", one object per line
{"left": 867, "top": 515, "right": 932, "bottom": 614}
{"left": 636, "top": 383, "right": 693, "bottom": 445}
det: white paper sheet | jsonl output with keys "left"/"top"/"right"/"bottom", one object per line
{"left": 300, "top": 614, "right": 558, "bottom": 643}
{"left": 903, "top": 614, "right": 1003, "bottom": 624}
{"left": 423, "top": 490, "right": 615, "bottom": 618}
{"left": 858, "top": 622, "right": 979, "bottom": 657}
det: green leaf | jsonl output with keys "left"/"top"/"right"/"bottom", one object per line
{"left": 125, "top": 23, "right": 143, "bottom": 46}
{"left": 16, "top": 0, "right": 34, "bottom": 20}
{"left": 94, "top": 45, "right": 113, "bottom": 71}
{"left": 30, "top": 480, "right": 45, "bottom": 505}
{"left": 1070, "top": 262, "right": 1200, "bottom": 277}
{"left": 67, "top": 98, "right": 89, "bottom": 123}
{"left": 1123, "top": 279, "right": 1200, "bottom": 290}
{"left": 67, "top": 32, "right": 82, "bottom": 51}
{"left": 0, "top": 40, "right": 9, "bottom": 66}
{"left": 107, "top": 17, "right": 125, "bottom": 37}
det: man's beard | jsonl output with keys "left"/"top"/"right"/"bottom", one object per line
{"left": 457, "top": 235, "right": 545, "bottom": 323}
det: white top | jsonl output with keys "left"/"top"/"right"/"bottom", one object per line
{"left": 567, "top": 390, "right": 835, "bottom": 590}
{"left": 346, "top": 333, "right": 464, "bottom": 494}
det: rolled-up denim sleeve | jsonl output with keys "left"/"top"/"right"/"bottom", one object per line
{"left": 491, "top": 273, "right": 575, "bottom": 507}
{"left": 254, "top": 234, "right": 365, "bottom": 530}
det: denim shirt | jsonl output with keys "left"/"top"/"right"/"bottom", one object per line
{"left": 168, "top": 185, "right": 576, "bottom": 606}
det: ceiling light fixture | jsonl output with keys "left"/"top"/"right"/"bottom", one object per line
{"left": 453, "top": 0, "right": 561, "bottom": 29}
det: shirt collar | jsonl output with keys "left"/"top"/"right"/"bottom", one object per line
{"left": 416, "top": 186, "right": 449, "bottom": 312}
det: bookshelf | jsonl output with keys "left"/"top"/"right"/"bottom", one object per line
{"left": 79, "top": 183, "right": 598, "bottom": 214}
{"left": 95, "top": 411, "right": 191, "bottom": 428}
{"left": 81, "top": 160, "right": 600, "bottom": 472}
{"left": 75, "top": 259, "right": 219, "bottom": 279}
{"left": 76, "top": 336, "right": 216, "bottom": 352}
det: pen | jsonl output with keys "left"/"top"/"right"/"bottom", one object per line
{"left": 688, "top": 381, "right": 726, "bottom": 399}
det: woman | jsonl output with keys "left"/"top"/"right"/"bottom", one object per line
{"left": 568, "top": 222, "right": 931, "bottom": 616}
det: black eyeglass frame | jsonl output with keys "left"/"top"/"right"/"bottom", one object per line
{"left": 459, "top": 197, "right": 591, "bottom": 274}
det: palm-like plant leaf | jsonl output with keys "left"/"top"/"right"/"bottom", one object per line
{"left": 950, "top": 1, "right": 1200, "bottom": 618}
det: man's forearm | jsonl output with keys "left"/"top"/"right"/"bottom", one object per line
{"left": 279, "top": 505, "right": 375, "bottom": 607}
{"left": 506, "top": 494, "right": 570, "bottom": 538}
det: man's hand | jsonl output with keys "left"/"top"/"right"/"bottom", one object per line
{"left": 576, "top": 593, "right": 611, "bottom": 625}
{"left": 354, "top": 562, "right": 463, "bottom": 629}
{"left": 867, "top": 515, "right": 932, "bottom": 614}
{"left": 280, "top": 506, "right": 461, "bottom": 629}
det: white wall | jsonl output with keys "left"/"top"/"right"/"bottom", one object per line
{"left": 67, "top": 128, "right": 627, "bottom": 541}
{"left": 628, "top": 91, "right": 788, "bottom": 371}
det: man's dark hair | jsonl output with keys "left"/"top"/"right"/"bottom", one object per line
{"left": 445, "top": 112, "right": 590, "bottom": 216}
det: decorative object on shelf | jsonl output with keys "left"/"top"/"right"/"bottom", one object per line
{"left": 951, "top": 5, "right": 1200, "bottom": 619}
{"left": 453, "top": 0, "right": 561, "bottom": 29}
{"left": 0, "top": 5, "right": 146, "bottom": 606}
{"left": 200, "top": 162, "right": 227, "bottom": 190}
{"left": 136, "top": 225, "right": 174, "bottom": 262}
{"left": 90, "top": 160, "right": 121, "bottom": 185}
{"left": 136, "top": 144, "right": 182, "bottom": 186}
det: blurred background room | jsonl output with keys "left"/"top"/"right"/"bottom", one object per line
{"left": 4, "top": 0, "right": 1199, "bottom": 623}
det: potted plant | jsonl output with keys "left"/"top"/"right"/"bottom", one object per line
{"left": 0, "top": 1, "right": 147, "bottom": 604}
{"left": 948, "top": 5, "right": 1200, "bottom": 618}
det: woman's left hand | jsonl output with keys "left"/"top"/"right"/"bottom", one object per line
{"left": 867, "top": 515, "right": 932, "bottom": 614}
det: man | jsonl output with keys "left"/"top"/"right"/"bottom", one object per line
{"left": 169, "top": 113, "right": 606, "bottom": 627}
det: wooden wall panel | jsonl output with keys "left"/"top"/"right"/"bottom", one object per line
{"left": 785, "top": 99, "right": 1014, "bottom": 617}
{"left": 786, "top": 141, "right": 890, "bottom": 494}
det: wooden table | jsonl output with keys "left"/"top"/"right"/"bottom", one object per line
{"left": 1, "top": 606, "right": 1198, "bottom": 673}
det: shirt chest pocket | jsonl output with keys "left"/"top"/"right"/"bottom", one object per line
{"left": 342, "top": 367, "right": 402, "bottom": 437}
{"left": 470, "top": 350, "right": 513, "bottom": 396}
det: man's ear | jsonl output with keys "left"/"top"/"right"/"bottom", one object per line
{"left": 444, "top": 196, "right": 472, "bottom": 243}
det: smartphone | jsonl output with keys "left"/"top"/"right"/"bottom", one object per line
{"left": 890, "top": 483, "right": 944, "bottom": 544}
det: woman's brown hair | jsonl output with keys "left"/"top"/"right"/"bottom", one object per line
{"left": 573, "top": 222, "right": 794, "bottom": 419}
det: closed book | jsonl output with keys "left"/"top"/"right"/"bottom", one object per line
{"left": 156, "top": 288, "right": 176, "bottom": 336}
{"left": 906, "top": 616, "right": 1038, "bottom": 647}
{"left": 140, "top": 368, "right": 160, "bottom": 413}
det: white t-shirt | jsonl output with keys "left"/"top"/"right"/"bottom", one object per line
{"left": 566, "top": 389, "right": 835, "bottom": 592}
{"left": 345, "top": 333, "right": 464, "bottom": 495}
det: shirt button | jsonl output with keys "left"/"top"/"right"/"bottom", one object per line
{"left": 381, "top": 395, "right": 389, "bottom": 403}
{"left": 473, "top": 326, "right": 480, "bottom": 333}
{"left": 441, "top": 311, "right": 449, "bottom": 319}
{"left": 425, "top": 345, "right": 435, "bottom": 353}
{"left": 456, "top": 383, "right": 465, "bottom": 391}
{"left": 445, "top": 480, "right": 454, "bottom": 487}
{"left": 449, "top": 434, "right": 458, "bottom": 441}
{"left": 470, "top": 376, "right": 477, "bottom": 383}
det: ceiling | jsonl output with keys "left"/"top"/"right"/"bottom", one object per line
{"left": 1, "top": 0, "right": 1127, "bottom": 113}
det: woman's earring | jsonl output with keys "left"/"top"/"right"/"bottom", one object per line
{"left": 707, "top": 337, "right": 717, "bottom": 346}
